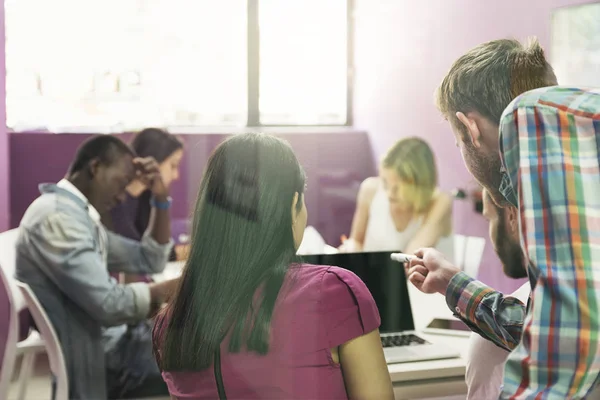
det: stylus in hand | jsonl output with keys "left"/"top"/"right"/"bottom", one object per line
{"left": 390, "top": 253, "right": 417, "bottom": 263}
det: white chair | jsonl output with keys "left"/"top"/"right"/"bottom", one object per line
{"left": 454, "top": 234, "right": 486, "bottom": 278}
{"left": 0, "top": 229, "right": 24, "bottom": 310}
{"left": 0, "top": 262, "right": 19, "bottom": 399}
{"left": 0, "top": 228, "right": 46, "bottom": 400}
{"left": 17, "top": 283, "right": 68, "bottom": 400}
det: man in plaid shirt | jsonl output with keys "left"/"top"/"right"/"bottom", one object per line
{"left": 407, "top": 38, "right": 600, "bottom": 398}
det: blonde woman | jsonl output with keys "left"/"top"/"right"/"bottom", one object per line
{"left": 341, "top": 137, "right": 454, "bottom": 258}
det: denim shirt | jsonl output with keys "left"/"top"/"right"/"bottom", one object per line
{"left": 15, "top": 183, "right": 172, "bottom": 399}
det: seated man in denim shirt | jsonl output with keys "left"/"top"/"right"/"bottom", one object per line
{"left": 16, "top": 135, "right": 179, "bottom": 399}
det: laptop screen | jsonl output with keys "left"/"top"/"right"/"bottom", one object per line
{"left": 300, "top": 251, "right": 415, "bottom": 333}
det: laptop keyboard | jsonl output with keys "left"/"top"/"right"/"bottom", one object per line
{"left": 381, "top": 333, "right": 429, "bottom": 348}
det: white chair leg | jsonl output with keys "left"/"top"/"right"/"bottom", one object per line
{"left": 16, "top": 352, "right": 36, "bottom": 400}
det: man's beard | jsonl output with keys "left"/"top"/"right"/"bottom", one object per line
{"left": 498, "top": 238, "right": 527, "bottom": 279}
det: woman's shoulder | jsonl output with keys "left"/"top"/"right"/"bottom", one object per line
{"left": 357, "top": 177, "right": 381, "bottom": 205}
{"left": 290, "top": 264, "right": 380, "bottom": 345}
{"left": 290, "top": 264, "right": 376, "bottom": 308}
{"left": 432, "top": 189, "right": 452, "bottom": 205}
{"left": 290, "top": 263, "right": 365, "bottom": 285}
{"left": 360, "top": 177, "right": 380, "bottom": 194}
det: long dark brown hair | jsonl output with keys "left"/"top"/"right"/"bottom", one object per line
{"left": 130, "top": 128, "right": 183, "bottom": 163}
{"left": 157, "top": 133, "right": 306, "bottom": 371}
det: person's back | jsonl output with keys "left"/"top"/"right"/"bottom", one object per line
{"left": 154, "top": 264, "right": 379, "bottom": 399}
{"left": 16, "top": 185, "right": 108, "bottom": 397}
{"left": 153, "top": 133, "right": 394, "bottom": 400}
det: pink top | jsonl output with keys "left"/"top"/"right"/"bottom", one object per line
{"left": 153, "top": 264, "right": 380, "bottom": 399}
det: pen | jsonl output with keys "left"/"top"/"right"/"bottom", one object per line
{"left": 390, "top": 253, "right": 417, "bottom": 263}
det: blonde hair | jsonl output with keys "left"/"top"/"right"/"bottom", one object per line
{"left": 435, "top": 38, "right": 557, "bottom": 135}
{"left": 382, "top": 137, "right": 437, "bottom": 213}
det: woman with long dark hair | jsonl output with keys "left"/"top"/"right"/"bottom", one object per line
{"left": 152, "top": 133, "right": 393, "bottom": 399}
{"left": 103, "top": 128, "right": 186, "bottom": 266}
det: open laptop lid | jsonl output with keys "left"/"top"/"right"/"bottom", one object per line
{"left": 300, "top": 251, "right": 415, "bottom": 333}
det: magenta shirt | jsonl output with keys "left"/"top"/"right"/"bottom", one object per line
{"left": 153, "top": 264, "right": 380, "bottom": 399}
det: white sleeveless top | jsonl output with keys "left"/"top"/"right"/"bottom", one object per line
{"left": 362, "top": 183, "right": 455, "bottom": 262}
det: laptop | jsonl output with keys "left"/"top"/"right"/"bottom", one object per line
{"left": 301, "top": 251, "right": 461, "bottom": 364}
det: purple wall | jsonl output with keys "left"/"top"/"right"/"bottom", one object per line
{"left": 182, "top": 132, "right": 376, "bottom": 245}
{"left": 9, "top": 131, "right": 375, "bottom": 246}
{"left": 352, "top": 0, "right": 594, "bottom": 293}
{"left": 0, "top": 1, "right": 7, "bottom": 232}
{"left": 9, "top": 132, "right": 187, "bottom": 229}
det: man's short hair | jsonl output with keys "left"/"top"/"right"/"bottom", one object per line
{"left": 435, "top": 38, "right": 557, "bottom": 133}
{"left": 68, "top": 135, "right": 135, "bottom": 175}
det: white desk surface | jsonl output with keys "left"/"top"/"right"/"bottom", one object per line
{"left": 155, "top": 262, "right": 469, "bottom": 399}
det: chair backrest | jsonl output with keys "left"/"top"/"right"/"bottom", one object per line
{"left": 17, "top": 283, "right": 68, "bottom": 400}
{"left": 0, "top": 266, "right": 19, "bottom": 400}
{"left": 454, "top": 234, "right": 486, "bottom": 278}
{"left": 0, "top": 229, "right": 25, "bottom": 311}
{"left": 0, "top": 229, "right": 20, "bottom": 276}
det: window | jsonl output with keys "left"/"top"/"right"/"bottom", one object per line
{"left": 5, "top": 0, "right": 351, "bottom": 131}
{"left": 551, "top": 3, "right": 600, "bottom": 87}
{"left": 258, "top": 0, "right": 349, "bottom": 125}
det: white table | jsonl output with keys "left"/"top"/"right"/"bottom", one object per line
{"left": 155, "top": 262, "right": 470, "bottom": 400}
{"left": 389, "top": 332, "right": 468, "bottom": 399}
{"left": 153, "top": 261, "right": 185, "bottom": 282}
{"left": 387, "top": 285, "right": 469, "bottom": 399}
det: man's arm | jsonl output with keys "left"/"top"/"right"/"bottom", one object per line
{"left": 106, "top": 230, "right": 172, "bottom": 274}
{"left": 26, "top": 213, "right": 152, "bottom": 326}
{"left": 133, "top": 157, "right": 172, "bottom": 245}
{"left": 445, "top": 272, "right": 526, "bottom": 351}
{"left": 406, "top": 248, "right": 528, "bottom": 352}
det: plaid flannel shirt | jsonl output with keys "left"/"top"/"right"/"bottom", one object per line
{"left": 447, "top": 87, "right": 600, "bottom": 399}
{"left": 498, "top": 87, "right": 600, "bottom": 399}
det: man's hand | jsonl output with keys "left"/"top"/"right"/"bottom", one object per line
{"left": 133, "top": 157, "right": 169, "bottom": 199}
{"left": 148, "top": 278, "right": 180, "bottom": 317}
{"left": 405, "top": 248, "right": 461, "bottom": 295}
{"left": 174, "top": 244, "right": 190, "bottom": 261}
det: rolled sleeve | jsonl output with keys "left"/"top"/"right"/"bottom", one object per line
{"left": 27, "top": 213, "right": 151, "bottom": 326}
{"left": 141, "top": 232, "right": 173, "bottom": 259}
{"left": 107, "top": 231, "right": 173, "bottom": 274}
{"left": 127, "top": 282, "right": 152, "bottom": 320}
{"left": 445, "top": 272, "right": 494, "bottom": 321}
{"left": 446, "top": 272, "right": 526, "bottom": 352}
